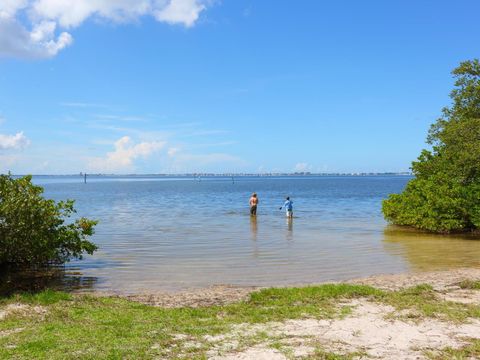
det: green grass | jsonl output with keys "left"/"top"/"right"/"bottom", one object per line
{"left": 1, "top": 283, "right": 480, "bottom": 359}
{"left": 458, "top": 280, "right": 480, "bottom": 290}
{"left": 426, "top": 339, "right": 480, "bottom": 359}
{"left": 375, "top": 284, "right": 480, "bottom": 322}
{"left": 307, "top": 350, "right": 367, "bottom": 360}
{"left": 0, "top": 284, "right": 377, "bottom": 359}
{"left": 0, "top": 289, "right": 73, "bottom": 306}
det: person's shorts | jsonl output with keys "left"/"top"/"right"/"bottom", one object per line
{"left": 250, "top": 205, "right": 257, "bottom": 215}
{"left": 286, "top": 210, "right": 293, "bottom": 217}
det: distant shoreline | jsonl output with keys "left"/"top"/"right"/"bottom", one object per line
{"left": 13, "top": 172, "right": 413, "bottom": 177}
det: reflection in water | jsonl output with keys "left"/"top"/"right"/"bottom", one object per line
{"left": 250, "top": 215, "right": 258, "bottom": 241}
{"left": 0, "top": 267, "right": 98, "bottom": 296}
{"left": 286, "top": 217, "right": 293, "bottom": 241}
{"left": 383, "top": 226, "right": 480, "bottom": 271}
{"left": 249, "top": 215, "right": 260, "bottom": 258}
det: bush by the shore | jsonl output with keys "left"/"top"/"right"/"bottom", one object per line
{"left": 0, "top": 174, "right": 97, "bottom": 267}
{"left": 383, "top": 59, "right": 480, "bottom": 233}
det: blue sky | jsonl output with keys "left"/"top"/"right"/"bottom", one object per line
{"left": 0, "top": 0, "right": 479, "bottom": 174}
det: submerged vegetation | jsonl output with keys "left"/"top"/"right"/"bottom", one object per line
{"left": 383, "top": 59, "right": 480, "bottom": 233}
{"left": 0, "top": 174, "right": 97, "bottom": 267}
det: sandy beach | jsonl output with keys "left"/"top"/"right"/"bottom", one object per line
{"left": 79, "top": 268, "right": 480, "bottom": 359}
{"left": 3, "top": 268, "right": 480, "bottom": 359}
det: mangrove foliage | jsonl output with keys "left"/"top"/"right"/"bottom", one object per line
{"left": 383, "top": 59, "right": 480, "bottom": 233}
{"left": 0, "top": 174, "right": 97, "bottom": 267}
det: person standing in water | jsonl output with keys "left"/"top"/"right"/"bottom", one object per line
{"left": 249, "top": 193, "right": 259, "bottom": 216}
{"left": 280, "top": 196, "right": 293, "bottom": 218}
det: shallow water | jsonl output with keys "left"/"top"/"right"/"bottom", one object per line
{"left": 8, "top": 175, "right": 480, "bottom": 294}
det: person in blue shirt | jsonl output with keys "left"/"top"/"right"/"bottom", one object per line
{"left": 280, "top": 196, "right": 293, "bottom": 218}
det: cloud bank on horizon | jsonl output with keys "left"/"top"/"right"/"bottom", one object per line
{"left": 0, "top": 0, "right": 209, "bottom": 59}
{"left": 88, "top": 136, "right": 166, "bottom": 172}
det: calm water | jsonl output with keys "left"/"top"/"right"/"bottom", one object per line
{"left": 9, "top": 175, "right": 480, "bottom": 294}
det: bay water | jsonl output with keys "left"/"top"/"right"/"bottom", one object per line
{"left": 9, "top": 175, "right": 480, "bottom": 294}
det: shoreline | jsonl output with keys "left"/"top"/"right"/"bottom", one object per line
{"left": 104, "top": 267, "right": 480, "bottom": 308}
{"left": 3, "top": 267, "right": 480, "bottom": 359}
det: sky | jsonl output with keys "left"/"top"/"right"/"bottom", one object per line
{"left": 0, "top": 0, "right": 479, "bottom": 174}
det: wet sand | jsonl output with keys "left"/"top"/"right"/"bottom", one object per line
{"left": 106, "top": 267, "right": 480, "bottom": 308}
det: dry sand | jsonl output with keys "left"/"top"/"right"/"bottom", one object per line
{"left": 207, "top": 299, "right": 480, "bottom": 359}
{"left": 204, "top": 268, "right": 480, "bottom": 359}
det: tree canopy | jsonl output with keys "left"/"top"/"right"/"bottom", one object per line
{"left": 0, "top": 174, "right": 98, "bottom": 267}
{"left": 383, "top": 59, "right": 480, "bottom": 233}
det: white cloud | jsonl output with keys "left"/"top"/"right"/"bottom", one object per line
{"left": 294, "top": 162, "right": 312, "bottom": 172}
{"left": 0, "top": 0, "right": 28, "bottom": 17}
{"left": 0, "top": 16, "right": 72, "bottom": 58}
{"left": 88, "top": 136, "right": 165, "bottom": 172}
{"left": 31, "top": 0, "right": 152, "bottom": 28}
{"left": 0, "top": 131, "right": 30, "bottom": 150}
{"left": 30, "top": 0, "right": 208, "bottom": 28}
{"left": 167, "top": 147, "right": 179, "bottom": 156}
{"left": 154, "top": 0, "right": 205, "bottom": 27}
{"left": 0, "top": 0, "right": 210, "bottom": 59}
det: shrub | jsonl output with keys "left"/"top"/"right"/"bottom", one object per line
{"left": 383, "top": 59, "right": 480, "bottom": 233}
{"left": 0, "top": 174, "right": 98, "bottom": 267}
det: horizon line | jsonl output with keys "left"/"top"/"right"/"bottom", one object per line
{"left": 8, "top": 171, "right": 413, "bottom": 177}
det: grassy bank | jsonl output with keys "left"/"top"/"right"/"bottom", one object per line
{"left": 1, "top": 280, "right": 480, "bottom": 359}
